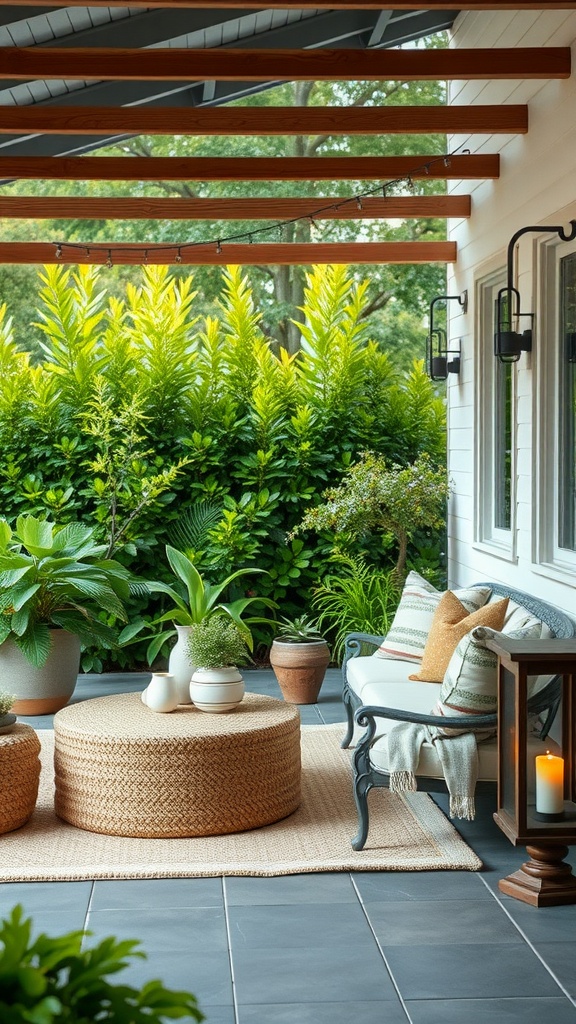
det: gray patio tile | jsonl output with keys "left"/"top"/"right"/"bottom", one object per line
{"left": 90, "top": 877, "right": 223, "bottom": 910}
{"left": 232, "top": 943, "right": 397, "bottom": 1004}
{"left": 502, "top": 901, "right": 576, "bottom": 943}
{"left": 368, "top": 898, "right": 521, "bottom": 945}
{"left": 383, "top": 942, "right": 562, "bottom": 1000}
{"left": 353, "top": 869, "right": 490, "bottom": 902}
{"left": 0, "top": 880, "right": 92, "bottom": 916}
{"left": 29, "top": 910, "right": 91, "bottom": 937}
{"left": 228, "top": 900, "right": 372, "bottom": 949}
{"left": 236, "top": 999, "right": 407, "bottom": 1023}
{"left": 86, "top": 906, "right": 228, "bottom": 953}
{"left": 224, "top": 872, "right": 357, "bottom": 905}
{"left": 119, "top": 948, "right": 233, "bottom": 1007}
{"left": 536, "top": 944, "right": 576, "bottom": 998}
{"left": 406, "top": 997, "right": 576, "bottom": 1024}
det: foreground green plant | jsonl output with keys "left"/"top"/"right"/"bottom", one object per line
{"left": 292, "top": 451, "right": 449, "bottom": 578}
{"left": 0, "top": 904, "right": 204, "bottom": 1024}
{"left": 0, "top": 515, "right": 150, "bottom": 667}
{"left": 0, "top": 690, "right": 14, "bottom": 716}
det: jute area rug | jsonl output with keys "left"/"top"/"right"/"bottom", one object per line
{"left": 0, "top": 725, "right": 481, "bottom": 881}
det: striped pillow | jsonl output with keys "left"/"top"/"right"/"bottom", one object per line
{"left": 374, "top": 572, "right": 492, "bottom": 664}
{"left": 432, "top": 620, "right": 544, "bottom": 736}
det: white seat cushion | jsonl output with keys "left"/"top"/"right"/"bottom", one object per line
{"left": 347, "top": 655, "right": 441, "bottom": 707}
{"left": 368, "top": 730, "right": 561, "bottom": 787}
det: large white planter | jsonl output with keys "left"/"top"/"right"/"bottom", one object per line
{"left": 2, "top": 630, "right": 81, "bottom": 716}
{"left": 168, "top": 625, "right": 195, "bottom": 704}
{"left": 189, "top": 666, "right": 245, "bottom": 713}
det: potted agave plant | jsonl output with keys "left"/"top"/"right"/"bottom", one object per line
{"left": 0, "top": 515, "right": 150, "bottom": 715}
{"left": 269, "top": 614, "right": 331, "bottom": 705}
{"left": 187, "top": 614, "right": 252, "bottom": 713}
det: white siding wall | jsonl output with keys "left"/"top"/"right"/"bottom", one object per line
{"left": 445, "top": 9, "right": 576, "bottom": 620}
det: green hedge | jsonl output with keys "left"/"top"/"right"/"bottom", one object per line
{"left": 0, "top": 262, "right": 446, "bottom": 668}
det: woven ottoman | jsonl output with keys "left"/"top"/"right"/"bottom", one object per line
{"left": 0, "top": 724, "right": 41, "bottom": 835}
{"left": 54, "top": 691, "right": 301, "bottom": 838}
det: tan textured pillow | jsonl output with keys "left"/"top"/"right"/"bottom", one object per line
{"left": 408, "top": 592, "right": 509, "bottom": 683}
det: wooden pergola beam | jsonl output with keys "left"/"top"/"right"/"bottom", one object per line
{"left": 0, "top": 1, "right": 569, "bottom": 9}
{"left": 0, "top": 241, "right": 457, "bottom": 265}
{"left": 0, "top": 195, "right": 472, "bottom": 220}
{"left": 0, "top": 47, "right": 569, "bottom": 82}
{"left": 0, "top": 105, "right": 528, "bottom": 136}
{"left": 0, "top": 154, "right": 498, "bottom": 180}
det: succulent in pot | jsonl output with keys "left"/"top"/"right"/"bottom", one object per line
{"left": 0, "top": 514, "right": 150, "bottom": 714}
{"left": 270, "top": 614, "right": 331, "bottom": 705}
{"left": 188, "top": 614, "right": 251, "bottom": 713}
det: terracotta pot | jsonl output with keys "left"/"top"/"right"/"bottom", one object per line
{"left": 2, "top": 630, "right": 81, "bottom": 716}
{"left": 269, "top": 640, "right": 330, "bottom": 704}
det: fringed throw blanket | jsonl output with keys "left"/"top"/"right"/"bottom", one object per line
{"left": 386, "top": 722, "right": 479, "bottom": 820}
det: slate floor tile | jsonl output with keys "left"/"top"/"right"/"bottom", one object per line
{"left": 367, "top": 898, "right": 521, "bottom": 945}
{"left": 502, "top": 901, "right": 576, "bottom": 943}
{"left": 232, "top": 944, "right": 397, "bottom": 1004}
{"left": 383, "top": 942, "right": 562, "bottom": 1000}
{"left": 0, "top": 880, "right": 92, "bottom": 915}
{"left": 536, "top": 943, "right": 576, "bottom": 998}
{"left": 225, "top": 872, "right": 357, "bottom": 905}
{"left": 406, "top": 996, "right": 576, "bottom": 1024}
{"left": 353, "top": 869, "right": 489, "bottom": 902}
{"left": 228, "top": 900, "right": 372, "bottom": 949}
{"left": 90, "top": 877, "right": 223, "bottom": 910}
{"left": 86, "top": 906, "right": 228, "bottom": 953}
{"left": 236, "top": 999, "right": 407, "bottom": 1023}
{"left": 119, "top": 949, "right": 234, "bottom": 1007}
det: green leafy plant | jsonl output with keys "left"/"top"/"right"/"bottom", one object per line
{"left": 291, "top": 451, "right": 449, "bottom": 578}
{"left": 187, "top": 614, "right": 251, "bottom": 669}
{"left": 0, "top": 515, "right": 149, "bottom": 667}
{"left": 120, "top": 545, "right": 275, "bottom": 664}
{"left": 312, "top": 555, "right": 401, "bottom": 663}
{"left": 0, "top": 904, "right": 204, "bottom": 1023}
{"left": 274, "top": 613, "right": 325, "bottom": 643}
{"left": 0, "top": 691, "right": 14, "bottom": 716}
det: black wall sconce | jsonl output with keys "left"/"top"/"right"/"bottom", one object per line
{"left": 427, "top": 291, "right": 467, "bottom": 380}
{"left": 495, "top": 220, "right": 576, "bottom": 363}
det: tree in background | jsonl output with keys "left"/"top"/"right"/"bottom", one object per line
{"left": 0, "top": 37, "right": 448, "bottom": 364}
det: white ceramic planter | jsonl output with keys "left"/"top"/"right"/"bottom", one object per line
{"left": 189, "top": 666, "right": 245, "bottom": 713}
{"left": 142, "top": 672, "right": 180, "bottom": 713}
{"left": 168, "top": 625, "right": 195, "bottom": 703}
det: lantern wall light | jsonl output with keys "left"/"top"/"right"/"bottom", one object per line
{"left": 495, "top": 219, "right": 576, "bottom": 363}
{"left": 426, "top": 291, "right": 467, "bottom": 381}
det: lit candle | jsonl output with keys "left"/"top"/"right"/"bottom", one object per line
{"left": 535, "top": 751, "right": 564, "bottom": 815}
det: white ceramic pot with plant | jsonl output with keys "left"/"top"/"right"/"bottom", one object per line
{"left": 120, "top": 546, "right": 275, "bottom": 704}
{"left": 269, "top": 614, "right": 331, "bottom": 705}
{"left": 0, "top": 515, "right": 150, "bottom": 715}
{"left": 188, "top": 615, "right": 251, "bottom": 713}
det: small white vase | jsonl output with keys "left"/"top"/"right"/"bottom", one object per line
{"left": 168, "top": 625, "right": 195, "bottom": 704}
{"left": 144, "top": 672, "right": 180, "bottom": 713}
{"left": 189, "top": 667, "right": 245, "bottom": 713}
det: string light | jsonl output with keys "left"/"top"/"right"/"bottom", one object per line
{"left": 48, "top": 149, "right": 465, "bottom": 265}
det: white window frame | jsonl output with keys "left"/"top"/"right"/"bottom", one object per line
{"left": 534, "top": 235, "right": 576, "bottom": 580}
{"left": 474, "top": 267, "right": 517, "bottom": 560}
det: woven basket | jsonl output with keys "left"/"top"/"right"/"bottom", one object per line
{"left": 0, "top": 724, "right": 41, "bottom": 834}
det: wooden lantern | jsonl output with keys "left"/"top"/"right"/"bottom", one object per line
{"left": 484, "top": 635, "right": 576, "bottom": 907}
